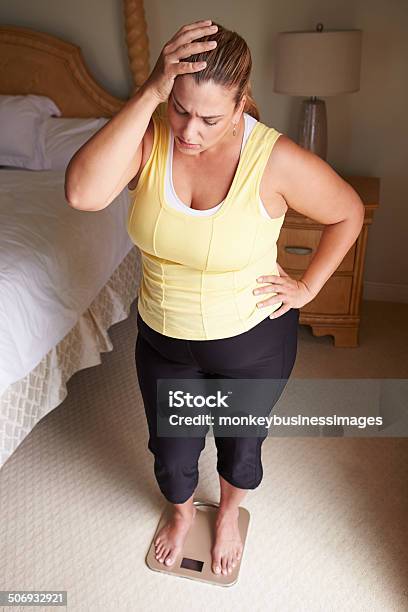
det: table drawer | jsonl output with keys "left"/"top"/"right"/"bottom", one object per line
{"left": 277, "top": 227, "right": 356, "bottom": 272}
{"left": 291, "top": 271, "right": 353, "bottom": 314}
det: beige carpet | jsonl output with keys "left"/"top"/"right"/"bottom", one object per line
{"left": 1, "top": 299, "right": 407, "bottom": 611}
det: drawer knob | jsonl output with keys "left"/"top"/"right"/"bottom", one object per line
{"left": 284, "top": 246, "right": 313, "bottom": 255}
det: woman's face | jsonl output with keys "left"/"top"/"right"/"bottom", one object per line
{"left": 167, "top": 76, "right": 245, "bottom": 157}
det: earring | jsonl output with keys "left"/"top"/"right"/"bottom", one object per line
{"left": 232, "top": 123, "right": 237, "bottom": 136}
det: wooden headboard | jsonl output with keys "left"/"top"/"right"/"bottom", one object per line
{"left": 0, "top": 0, "right": 150, "bottom": 117}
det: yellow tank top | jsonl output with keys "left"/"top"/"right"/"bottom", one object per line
{"left": 127, "top": 102, "right": 285, "bottom": 340}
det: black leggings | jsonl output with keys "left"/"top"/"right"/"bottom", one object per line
{"left": 135, "top": 307, "right": 299, "bottom": 504}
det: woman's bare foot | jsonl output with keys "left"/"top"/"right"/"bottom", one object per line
{"left": 154, "top": 505, "right": 197, "bottom": 567}
{"left": 211, "top": 507, "right": 243, "bottom": 575}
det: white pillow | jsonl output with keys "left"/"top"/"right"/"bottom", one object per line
{"left": 43, "top": 116, "right": 109, "bottom": 170}
{"left": 0, "top": 94, "right": 61, "bottom": 170}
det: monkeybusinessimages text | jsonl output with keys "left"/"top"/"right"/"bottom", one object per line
{"left": 165, "top": 390, "right": 383, "bottom": 430}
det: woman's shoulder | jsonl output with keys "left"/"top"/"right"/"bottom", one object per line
{"left": 127, "top": 102, "right": 167, "bottom": 190}
{"left": 253, "top": 114, "right": 283, "bottom": 140}
{"left": 147, "top": 100, "right": 169, "bottom": 146}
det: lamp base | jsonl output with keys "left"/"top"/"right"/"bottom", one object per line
{"left": 298, "top": 97, "right": 327, "bottom": 160}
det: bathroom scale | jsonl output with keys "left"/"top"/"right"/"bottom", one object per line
{"left": 145, "top": 499, "right": 251, "bottom": 586}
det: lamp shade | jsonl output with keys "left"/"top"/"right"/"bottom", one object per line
{"left": 274, "top": 28, "right": 362, "bottom": 97}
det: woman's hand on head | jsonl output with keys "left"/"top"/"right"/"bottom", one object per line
{"left": 142, "top": 19, "right": 218, "bottom": 103}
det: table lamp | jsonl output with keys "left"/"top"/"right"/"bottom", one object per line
{"left": 274, "top": 23, "right": 362, "bottom": 160}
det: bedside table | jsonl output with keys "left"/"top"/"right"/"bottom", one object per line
{"left": 277, "top": 175, "right": 380, "bottom": 347}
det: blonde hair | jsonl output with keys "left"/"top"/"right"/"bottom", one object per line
{"left": 180, "top": 22, "right": 260, "bottom": 121}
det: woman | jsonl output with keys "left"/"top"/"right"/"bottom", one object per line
{"left": 65, "top": 19, "right": 364, "bottom": 577}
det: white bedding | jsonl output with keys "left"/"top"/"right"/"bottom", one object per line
{"left": 0, "top": 169, "right": 133, "bottom": 394}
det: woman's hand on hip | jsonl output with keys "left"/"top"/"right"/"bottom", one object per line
{"left": 253, "top": 271, "right": 314, "bottom": 318}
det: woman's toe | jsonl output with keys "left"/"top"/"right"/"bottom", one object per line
{"left": 155, "top": 543, "right": 163, "bottom": 557}
{"left": 212, "top": 551, "right": 222, "bottom": 574}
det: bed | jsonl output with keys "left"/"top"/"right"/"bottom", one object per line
{"left": 0, "top": 0, "right": 150, "bottom": 468}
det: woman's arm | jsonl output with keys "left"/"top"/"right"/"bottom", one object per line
{"left": 271, "top": 136, "right": 365, "bottom": 298}
{"left": 65, "top": 84, "right": 160, "bottom": 211}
